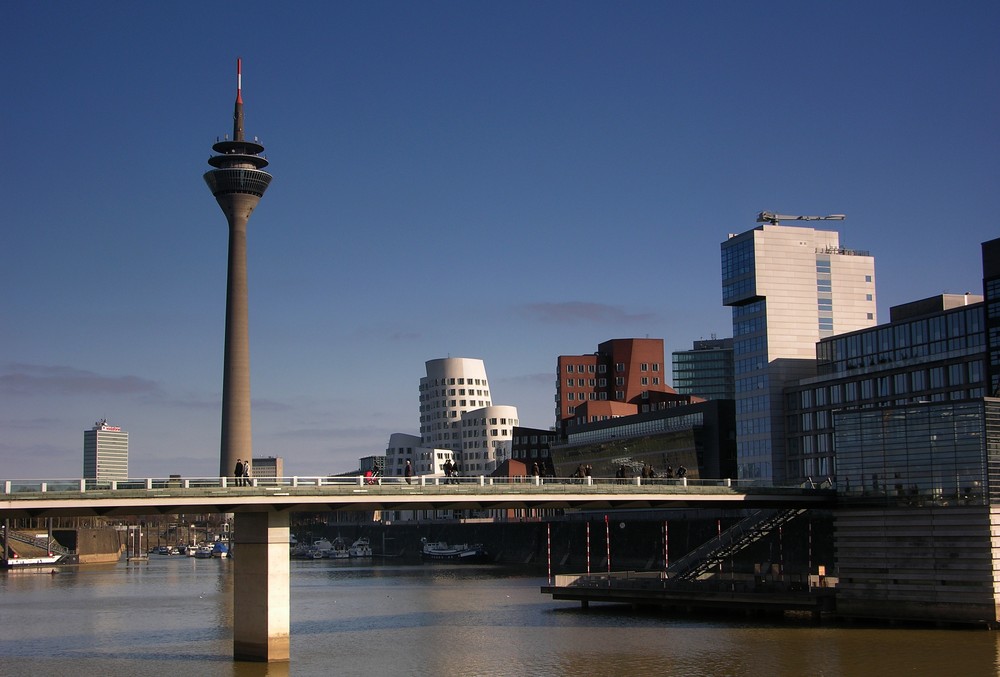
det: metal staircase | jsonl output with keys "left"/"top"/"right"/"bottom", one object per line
{"left": 666, "top": 508, "right": 806, "bottom": 583}
{"left": 5, "top": 529, "right": 75, "bottom": 556}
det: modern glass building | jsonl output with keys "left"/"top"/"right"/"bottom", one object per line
{"left": 786, "top": 294, "right": 985, "bottom": 482}
{"left": 672, "top": 338, "right": 735, "bottom": 401}
{"left": 983, "top": 237, "right": 1000, "bottom": 397}
{"left": 721, "top": 222, "right": 877, "bottom": 482}
{"left": 83, "top": 419, "right": 128, "bottom": 480}
{"left": 834, "top": 399, "right": 995, "bottom": 504}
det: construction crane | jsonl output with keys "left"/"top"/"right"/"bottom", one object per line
{"left": 757, "top": 211, "right": 846, "bottom": 225}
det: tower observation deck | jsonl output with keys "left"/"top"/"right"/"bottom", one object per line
{"left": 204, "top": 58, "right": 272, "bottom": 478}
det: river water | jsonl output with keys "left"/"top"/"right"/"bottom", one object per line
{"left": 2, "top": 557, "right": 999, "bottom": 676}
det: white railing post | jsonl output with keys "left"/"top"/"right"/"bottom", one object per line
{"left": 4, "top": 480, "right": 10, "bottom": 494}
{"left": 292, "top": 477, "right": 299, "bottom": 487}
{"left": 420, "top": 475, "right": 426, "bottom": 487}
{"left": 111, "top": 481, "right": 118, "bottom": 491}
{"left": 479, "top": 475, "right": 485, "bottom": 486}
{"left": 358, "top": 476, "right": 364, "bottom": 486}
{"left": 586, "top": 476, "right": 593, "bottom": 486}
{"left": 146, "top": 478, "right": 153, "bottom": 490}
{"left": 533, "top": 475, "right": 540, "bottom": 487}
{"left": 184, "top": 479, "right": 191, "bottom": 489}
{"left": 681, "top": 477, "right": 687, "bottom": 487}
{"left": 79, "top": 479, "right": 86, "bottom": 492}
{"left": 221, "top": 477, "right": 228, "bottom": 488}
{"left": 724, "top": 478, "right": 732, "bottom": 487}
{"left": 41, "top": 482, "right": 47, "bottom": 493}
{"left": 433, "top": 476, "right": 439, "bottom": 486}
{"left": 633, "top": 476, "right": 641, "bottom": 486}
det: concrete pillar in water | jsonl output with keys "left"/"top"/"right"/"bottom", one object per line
{"left": 233, "top": 511, "right": 290, "bottom": 661}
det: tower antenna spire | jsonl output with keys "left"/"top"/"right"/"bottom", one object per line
{"left": 233, "top": 57, "right": 244, "bottom": 141}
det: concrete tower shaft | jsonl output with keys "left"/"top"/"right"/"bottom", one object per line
{"left": 204, "top": 59, "right": 273, "bottom": 478}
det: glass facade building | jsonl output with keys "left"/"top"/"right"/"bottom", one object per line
{"left": 721, "top": 223, "right": 876, "bottom": 482}
{"left": 786, "top": 297, "right": 985, "bottom": 482}
{"left": 834, "top": 399, "right": 999, "bottom": 506}
{"left": 672, "top": 338, "right": 735, "bottom": 401}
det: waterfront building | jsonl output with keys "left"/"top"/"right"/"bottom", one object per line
{"left": 556, "top": 338, "right": 675, "bottom": 433}
{"left": 672, "top": 338, "right": 735, "bottom": 401}
{"left": 721, "top": 219, "right": 877, "bottom": 482}
{"left": 549, "top": 399, "right": 736, "bottom": 480}
{"left": 83, "top": 419, "right": 128, "bottom": 480}
{"left": 785, "top": 293, "right": 985, "bottom": 482}
{"left": 833, "top": 398, "right": 1000, "bottom": 624}
{"left": 250, "top": 456, "right": 283, "bottom": 479}
{"left": 203, "top": 59, "right": 273, "bottom": 478}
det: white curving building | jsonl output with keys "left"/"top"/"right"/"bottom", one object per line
{"left": 385, "top": 357, "right": 518, "bottom": 479}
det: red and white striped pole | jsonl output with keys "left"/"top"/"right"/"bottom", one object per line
{"left": 546, "top": 522, "right": 552, "bottom": 585}
{"left": 663, "top": 520, "right": 669, "bottom": 571}
{"left": 604, "top": 514, "right": 611, "bottom": 575}
{"left": 586, "top": 521, "right": 591, "bottom": 575}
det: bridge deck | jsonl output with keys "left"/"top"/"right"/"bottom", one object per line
{"left": 1, "top": 476, "right": 835, "bottom": 518}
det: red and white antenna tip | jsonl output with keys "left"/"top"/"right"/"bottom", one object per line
{"left": 236, "top": 57, "right": 243, "bottom": 104}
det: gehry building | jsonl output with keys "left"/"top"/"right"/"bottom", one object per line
{"left": 385, "top": 357, "right": 519, "bottom": 478}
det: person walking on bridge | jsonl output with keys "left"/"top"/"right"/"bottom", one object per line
{"left": 234, "top": 459, "right": 244, "bottom": 487}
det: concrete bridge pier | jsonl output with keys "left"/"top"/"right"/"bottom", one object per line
{"left": 233, "top": 511, "right": 290, "bottom": 662}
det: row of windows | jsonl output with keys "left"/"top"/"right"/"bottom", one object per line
{"left": 791, "top": 359, "right": 984, "bottom": 410}
{"left": 818, "top": 306, "right": 984, "bottom": 373}
{"left": 420, "top": 388, "right": 490, "bottom": 401}
{"left": 420, "top": 377, "right": 487, "bottom": 389}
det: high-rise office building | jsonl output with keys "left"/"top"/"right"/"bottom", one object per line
{"left": 721, "top": 219, "right": 876, "bottom": 482}
{"left": 672, "top": 338, "right": 735, "bottom": 401}
{"left": 83, "top": 419, "right": 128, "bottom": 480}
{"left": 203, "top": 59, "right": 272, "bottom": 478}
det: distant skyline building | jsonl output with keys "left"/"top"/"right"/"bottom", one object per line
{"left": 721, "top": 219, "right": 877, "bottom": 482}
{"left": 250, "top": 456, "right": 283, "bottom": 479}
{"left": 83, "top": 418, "right": 128, "bottom": 480}
{"left": 672, "top": 338, "right": 735, "bottom": 401}
{"left": 203, "top": 59, "right": 273, "bottom": 477}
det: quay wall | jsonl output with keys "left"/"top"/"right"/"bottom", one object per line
{"left": 54, "top": 528, "right": 125, "bottom": 564}
{"left": 835, "top": 505, "right": 1000, "bottom": 625}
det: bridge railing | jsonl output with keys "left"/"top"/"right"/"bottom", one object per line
{"left": 2, "top": 475, "right": 799, "bottom": 495}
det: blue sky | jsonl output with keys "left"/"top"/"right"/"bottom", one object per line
{"left": 2, "top": 2, "right": 997, "bottom": 479}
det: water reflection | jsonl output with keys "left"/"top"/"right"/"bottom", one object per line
{"left": 2, "top": 558, "right": 999, "bottom": 676}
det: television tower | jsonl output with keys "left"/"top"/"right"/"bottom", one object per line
{"left": 204, "top": 58, "right": 272, "bottom": 478}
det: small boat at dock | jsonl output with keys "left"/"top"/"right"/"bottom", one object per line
{"left": 420, "top": 538, "right": 489, "bottom": 563}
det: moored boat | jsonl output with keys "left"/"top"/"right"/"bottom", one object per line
{"left": 348, "top": 537, "right": 372, "bottom": 558}
{"left": 420, "top": 538, "right": 489, "bottom": 563}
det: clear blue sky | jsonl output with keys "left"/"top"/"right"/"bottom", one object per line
{"left": 2, "top": 2, "right": 997, "bottom": 479}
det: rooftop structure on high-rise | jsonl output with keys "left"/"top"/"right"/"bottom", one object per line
{"left": 203, "top": 59, "right": 272, "bottom": 477}
{"left": 83, "top": 418, "right": 128, "bottom": 480}
{"left": 721, "top": 214, "right": 877, "bottom": 482}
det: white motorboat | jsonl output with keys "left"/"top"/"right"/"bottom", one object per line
{"left": 348, "top": 537, "right": 372, "bottom": 558}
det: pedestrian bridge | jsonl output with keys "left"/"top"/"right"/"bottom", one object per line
{"left": 0, "top": 475, "right": 834, "bottom": 518}
{"left": 1, "top": 474, "right": 835, "bottom": 663}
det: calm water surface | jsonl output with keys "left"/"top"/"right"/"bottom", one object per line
{"left": 2, "top": 557, "right": 999, "bottom": 676}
